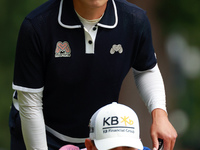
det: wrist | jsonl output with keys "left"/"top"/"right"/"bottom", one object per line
{"left": 151, "top": 108, "right": 168, "bottom": 121}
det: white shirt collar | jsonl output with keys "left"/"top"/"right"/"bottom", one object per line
{"left": 58, "top": 0, "right": 118, "bottom": 29}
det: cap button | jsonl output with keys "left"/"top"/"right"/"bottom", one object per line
{"left": 112, "top": 102, "right": 118, "bottom": 105}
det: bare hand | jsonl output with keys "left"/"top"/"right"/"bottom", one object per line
{"left": 151, "top": 109, "right": 177, "bottom": 150}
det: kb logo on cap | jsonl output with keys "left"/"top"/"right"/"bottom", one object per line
{"left": 103, "top": 116, "right": 134, "bottom": 126}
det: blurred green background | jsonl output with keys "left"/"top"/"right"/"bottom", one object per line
{"left": 157, "top": 0, "right": 200, "bottom": 149}
{"left": 0, "top": 0, "right": 47, "bottom": 149}
{"left": 0, "top": 0, "right": 200, "bottom": 149}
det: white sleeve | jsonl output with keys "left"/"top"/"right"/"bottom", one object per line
{"left": 18, "top": 90, "right": 48, "bottom": 150}
{"left": 133, "top": 64, "right": 167, "bottom": 113}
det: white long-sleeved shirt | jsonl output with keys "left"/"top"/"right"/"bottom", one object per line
{"left": 133, "top": 64, "right": 166, "bottom": 113}
{"left": 18, "top": 91, "right": 48, "bottom": 150}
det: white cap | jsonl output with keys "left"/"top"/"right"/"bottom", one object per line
{"left": 89, "top": 102, "right": 143, "bottom": 150}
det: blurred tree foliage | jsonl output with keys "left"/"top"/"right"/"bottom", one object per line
{"left": 156, "top": 0, "right": 200, "bottom": 149}
{"left": 0, "top": 0, "right": 46, "bottom": 149}
{"left": 156, "top": 0, "right": 200, "bottom": 47}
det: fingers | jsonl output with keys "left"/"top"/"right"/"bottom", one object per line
{"left": 163, "top": 133, "right": 177, "bottom": 150}
{"left": 164, "top": 124, "right": 177, "bottom": 150}
{"left": 155, "top": 130, "right": 177, "bottom": 150}
{"left": 151, "top": 109, "right": 178, "bottom": 150}
{"left": 169, "top": 132, "right": 177, "bottom": 150}
{"left": 171, "top": 131, "right": 177, "bottom": 150}
{"left": 170, "top": 138, "right": 176, "bottom": 150}
{"left": 163, "top": 138, "right": 170, "bottom": 150}
{"left": 151, "top": 131, "right": 159, "bottom": 150}
{"left": 153, "top": 132, "right": 177, "bottom": 150}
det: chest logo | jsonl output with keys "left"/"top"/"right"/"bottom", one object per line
{"left": 110, "top": 44, "right": 123, "bottom": 54}
{"left": 55, "top": 41, "right": 71, "bottom": 57}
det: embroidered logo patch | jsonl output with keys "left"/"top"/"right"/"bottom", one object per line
{"left": 55, "top": 41, "right": 71, "bottom": 57}
{"left": 110, "top": 44, "right": 123, "bottom": 54}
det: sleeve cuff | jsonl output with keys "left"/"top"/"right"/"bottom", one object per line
{"left": 12, "top": 83, "right": 44, "bottom": 93}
